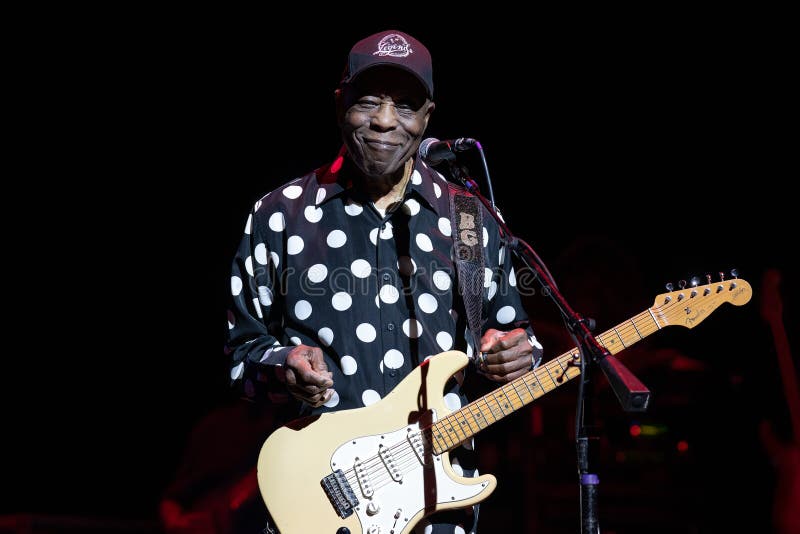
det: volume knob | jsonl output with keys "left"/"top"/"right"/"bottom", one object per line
{"left": 366, "top": 501, "right": 381, "bottom": 515}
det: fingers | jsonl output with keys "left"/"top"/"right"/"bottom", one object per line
{"left": 477, "top": 328, "right": 533, "bottom": 383}
{"left": 285, "top": 345, "right": 335, "bottom": 406}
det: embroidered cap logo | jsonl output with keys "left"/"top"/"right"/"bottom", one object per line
{"left": 373, "top": 34, "right": 413, "bottom": 58}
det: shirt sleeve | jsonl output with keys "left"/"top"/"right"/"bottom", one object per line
{"left": 482, "top": 211, "right": 544, "bottom": 369}
{"left": 225, "top": 204, "right": 291, "bottom": 400}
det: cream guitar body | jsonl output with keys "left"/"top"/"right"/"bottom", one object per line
{"left": 257, "top": 351, "right": 494, "bottom": 534}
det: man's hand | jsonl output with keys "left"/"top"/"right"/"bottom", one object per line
{"left": 284, "top": 345, "right": 334, "bottom": 407}
{"left": 478, "top": 328, "right": 534, "bottom": 382}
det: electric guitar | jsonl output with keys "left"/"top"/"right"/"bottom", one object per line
{"left": 257, "top": 277, "right": 752, "bottom": 534}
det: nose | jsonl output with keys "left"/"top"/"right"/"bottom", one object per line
{"left": 370, "top": 102, "right": 399, "bottom": 130}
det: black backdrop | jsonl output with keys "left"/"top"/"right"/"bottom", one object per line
{"left": 4, "top": 13, "right": 794, "bottom": 533}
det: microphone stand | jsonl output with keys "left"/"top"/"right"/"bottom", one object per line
{"left": 445, "top": 159, "right": 652, "bottom": 533}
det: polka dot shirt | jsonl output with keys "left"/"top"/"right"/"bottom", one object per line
{"left": 227, "top": 153, "right": 542, "bottom": 414}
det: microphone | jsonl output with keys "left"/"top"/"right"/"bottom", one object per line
{"left": 418, "top": 137, "right": 478, "bottom": 165}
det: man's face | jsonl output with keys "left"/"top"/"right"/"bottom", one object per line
{"left": 339, "top": 67, "right": 434, "bottom": 179}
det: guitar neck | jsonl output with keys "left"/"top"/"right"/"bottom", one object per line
{"left": 430, "top": 308, "right": 662, "bottom": 454}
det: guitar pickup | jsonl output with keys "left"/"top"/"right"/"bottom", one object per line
{"left": 407, "top": 432, "right": 432, "bottom": 466}
{"left": 379, "top": 444, "right": 403, "bottom": 481}
{"left": 321, "top": 469, "right": 359, "bottom": 519}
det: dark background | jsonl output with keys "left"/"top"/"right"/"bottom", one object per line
{"left": 4, "top": 12, "right": 795, "bottom": 534}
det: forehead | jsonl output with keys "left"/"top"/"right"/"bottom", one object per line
{"left": 349, "top": 66, "right": 428, "bottom": 99}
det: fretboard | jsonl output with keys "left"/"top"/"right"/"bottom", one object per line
{"left": 429, "top": 308, "right": 662, "bottom": 454}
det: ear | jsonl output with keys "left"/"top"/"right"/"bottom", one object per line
{"left": 421, "top": 100, "right": 435, "bottom": 130}
{"left": 334, "top": 88, "right": 345, "bottom": 125}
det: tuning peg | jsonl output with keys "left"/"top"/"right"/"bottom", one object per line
{"left": 719, "top": 271, "right": 725, "bottom": 281}
{"left": 690, "top": 276, "right": 700, "bottom": 287}
{"left": 706, "top": 273, "right": 712, "bottom": 285}
{"left": 679, "top": 279, "right": 687, "bottom": 290}
{"left": 665, "top": 282, "right": 674, "bottom": 291}
{"left": 730, "top": 268, "right": 738, "bottom": 279}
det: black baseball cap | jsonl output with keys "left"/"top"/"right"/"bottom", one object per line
{"left": 340, "top": 30, "right": 433, "bottom": 98}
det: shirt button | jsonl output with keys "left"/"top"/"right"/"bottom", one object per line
{"left": 387, "top": 323, "right": 395, "bottom": 331}
{"left": 382, "top": 273, "right": 391, "bottom": 282}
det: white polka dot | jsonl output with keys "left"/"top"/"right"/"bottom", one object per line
{"left": 418, "top": 293, "right": 438, "bottom": 314}
{"left": 450, "top": 457, "right": 464, "bottom": 477}
{"left": 379, "top": 284, "right": 399, "bottom": 304}
{"left": 483, "top": 226, "right": 489, "bottom": 247}
{"left": 270, "top": 251, "right": 280, "bottom": 267}
{"left": 350, "top": 259, "right": 371, "bottom": 278}
{"left": 304, "top": 205, "right": 323, "bottom": 223}
{"left": 509, "top": 267, "right": 517, "bottom": 287}
{"left": 488, "top": 281, "right": 498, "bottom": 300}
{"left": 466, "top": 342, "right": 474, "bottom": 358}
{"left": 268, "top": 212, "right": 285, "bottom": 232}
{"left": 254, "top": 243, "right": 268, "bottom": 265}
{"left": 289, "top": 336, "right": 302, "bottom": 345}
{"left": 327, "top": 229, "right": 347, "bottom": 248}
{"left": 244, "top": 214, "right": 252, "bottom": 235}
{"left": 258, "top": 286, "right": 273, "bottom": 306}
{"left": 254, "top": 199, "right": 263, "bottom": 212}
{"left": 379, "top": 222, "right": 393, "bottom": 240}
{"left": 444, "top": 392, "right": 462, "bottom": 411}
{"left": 244, "top": 256, "right": 254, "bottom": 277}
{"left": 433, "top": 182, "right": 442, "bottom": 198}
{"left": 403, "top": 319, "right": 423, "bottom": 338}
{"left": 230, "top": 362, "right": 244, "bottom": 380}
{"left": 369, "top": 228, "right": 379, "bottom": 245}
{"left": 529, "top": 335, "right": 543, "bottom": 350}
{"left": 356, "top": 323, "right": 377, "bottom": 342}
{"left": 315, "top": 188, "right": 327, "bottom": 204}
{"left": 436, "top": 171, "right": 447, "bottom": 182}
{"left": 331, "top": 292, "right": 352, "bottom": 311}
{"left": 375, "top": 294, "right": 380, "bottom": 308}
{"left": 398, "top": 256, "right": 416, "bottom": 276}
{"left": 231, "top": 275, "right": 243, "bottom": 296}
{"left": 294, "top": 300, "right": 312, "bottom": 320}
{"left": 307, "top": 264, "right": 328, "bottom": 283}
{"left": 362, "top": 389, "right": 381, "bottom": 406}
{"left": 227, "top": 309, "right": 235, "bottom": 330}
{"left": 253, "top": 298, "right": 263, "bottom": 318}
{"left": 484, "top": 267, "right": 493, "bottom": 288}
{"left": 344, "top": 200, "right": 363, "bottom": 216}
{"left": 463, "top": 438, "right": 475, "bottom": 450}
{"left": 323, "top": 389, "right": 340, "bottom": 408}
{"left": 411, "top": 169, "right": 423, "bottom": 185}
{"left": 340, "top": 356, "right": 357, "bottom": 375}
{"left": 432, "top": 270, "right": 451, "bottom": 291}
{"left": 282, "top": 185, "right": 302, "bottom": 199}
{"left": 416, "top": 520, "right": 433, "bottom": 534}
{"left": 383, "top": 349, "right": 405, "bottom": 369}
{"left": 436, "top": 331, "right": 453, "bottom": 351}
{"left": 454, "top": 526, "right": 466, "bottom": 534}
{"left": 498, "top": 246, "right": 505, "bottom": 265}
{"left": 318, "top": 327, "right": 334, "bottom": 346}
{"left": 437, "top": 217, "right": 451, "bottom": 236}
{"left": 416, "top": 233, "right": 433, "bottom": 252}
{"left": 287, "top": 235, "right": 304, "bottom": 255}
{"left": 402, "top": 198, "right": 420, "bottom": 216}
{"left": 496, "top": 305, "right": 516, "bottom": 324}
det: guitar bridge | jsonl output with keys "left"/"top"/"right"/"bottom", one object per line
{"left": 321, "top": 469, "right": 359, "bottom": 519}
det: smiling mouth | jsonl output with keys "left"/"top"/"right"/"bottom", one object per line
{"left": 364, "top": 139, "right": 401, "bottom": 150}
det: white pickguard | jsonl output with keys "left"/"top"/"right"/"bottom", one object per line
{"left": 329, "top": 410, "right": 490, "bottom": 534}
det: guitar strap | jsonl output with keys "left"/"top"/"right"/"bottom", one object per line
{"left": 447, "top": 183, "right": 486, "bottom": 357}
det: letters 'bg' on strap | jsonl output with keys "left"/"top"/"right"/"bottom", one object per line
{"left": 448, "top": 183, "right": 486, "bottom": 356}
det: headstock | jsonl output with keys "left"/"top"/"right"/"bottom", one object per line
{"left": 651, "top": 272, "right": 752, "bottom": 329}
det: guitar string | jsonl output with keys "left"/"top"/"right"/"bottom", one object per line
{"left": 339, "top": 284, "right": 738, "bottom": 497}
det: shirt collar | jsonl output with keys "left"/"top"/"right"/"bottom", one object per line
{"left": 313, "top": 146, "right": 450, "bottom": 216}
